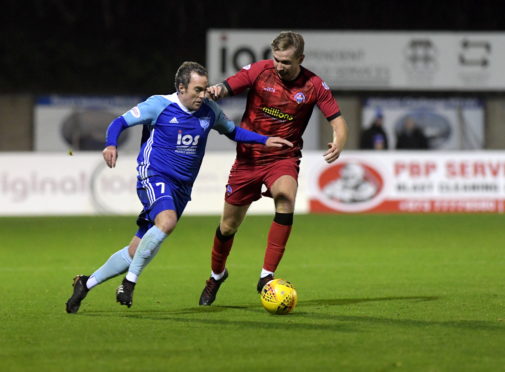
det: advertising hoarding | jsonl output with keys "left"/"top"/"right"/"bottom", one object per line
{"left": 2, "top": 152, "right": 505, "bottom": 215}
{"left": 208, "top": 30, "right": 505, "bottom": 91}
{"left": 307, "top": 152, "right": 505, "bottom": 213}
{"left": 361, "top": 97, "right": 484, "bottom": 150}
{"left": 34, "top": 96, "right": 144, "bottom": 153}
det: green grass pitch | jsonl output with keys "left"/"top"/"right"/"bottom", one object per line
{"left": 1, "top": 214, "right": 505, "bottom": 371}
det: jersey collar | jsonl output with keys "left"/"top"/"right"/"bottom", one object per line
{"left": 167, "top": 92, "right": 196, "bottom": 114}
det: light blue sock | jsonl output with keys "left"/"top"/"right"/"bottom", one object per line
{"left": 88, "top": 246, "right": 132, "bottom": 288}
{"left": 128, "top": 226, "right": 167, "bottom": 280}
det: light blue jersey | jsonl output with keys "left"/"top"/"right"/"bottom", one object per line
{"left": 117, "top": 93, "right": 236, "bottom": 186}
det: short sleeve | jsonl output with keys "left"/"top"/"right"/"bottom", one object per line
{"left": 314, "top": 77, "right": 341, "bottom": 121}
{"left": 122, "top": 95, "right": 170, "bottom": 127}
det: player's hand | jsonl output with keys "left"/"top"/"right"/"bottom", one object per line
{"left": 103, "top": 145, "right": 118, "bottom": 168}
{"left": 323, "top": 142, "right": 342, "bottom": 163}
{"left": 265, "top": 137, "right": 293, "bottom": 148}
{"left": 206, "top": 84, "right": 227, "bottom": 101}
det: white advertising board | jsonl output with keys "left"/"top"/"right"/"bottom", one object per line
{"left": 0, "top": 153, "right": 291, "bottom": 216}
{"left": 208, "top": 30, "right": 505, "bottom": 90}
{"left": 1, "top": 152, "right": 504, "bottom": 216}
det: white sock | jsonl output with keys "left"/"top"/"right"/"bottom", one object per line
{"left": 260, "top": 269, "right": 274, "bottom": 278}
{"left": 211, "top": 270, "right": 226, "bottom": 281}
{"left": 86, "top": 276, "right": 98, "bottom": 290}
{"left": 126, "top": 272, "right": 138, "bottom": 283}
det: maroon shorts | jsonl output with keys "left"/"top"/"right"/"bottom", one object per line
{"left": 224, "top": 158, "right": 300, "bottom": 206}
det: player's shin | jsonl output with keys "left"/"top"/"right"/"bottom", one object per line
{"left": 127, "top": 226, "right": 167, "bottom": 281}
{"left": 88, "top": 246, "right": 132, "bottom": 289}
{"left": 211, "top": 226, "right": 235, "bottom": 279}
{"left": 263, "top": 213, "right": 293, "bottom": 273}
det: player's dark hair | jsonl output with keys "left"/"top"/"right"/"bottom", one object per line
{"left": 271, "top": 31, "right": 305, "bottom": 58}
{"left": 175, "top": 61, "right": 208, "bottom": 92}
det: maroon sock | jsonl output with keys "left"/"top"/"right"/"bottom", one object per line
{"left": 263, "top": 221, "right": 292, "bottom": 272}
{"left": 211, "top": 227, "right": 234, "bottom": 274}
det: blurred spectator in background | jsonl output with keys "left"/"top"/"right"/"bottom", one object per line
{"left": 360, "top": 111, "right": 388, "bottom": 150}
{"left": 396, "top": 117, "right": 429, "bottom": 150}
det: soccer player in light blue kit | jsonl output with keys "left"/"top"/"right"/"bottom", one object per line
{"left": 66, "top": 61, "right": 292, "bottom": 313}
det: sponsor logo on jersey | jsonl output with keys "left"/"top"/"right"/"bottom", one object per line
{"left": 261, "top": 106, "right": 294, "bottom": 121}
{"left": 263, "top": 87, "right": 276, "bottom": 93}
{"left": 198, "top": 117, "right": 210, "bottom": 130}
{"left": 169, "top": 117, "right": 179, "bottom": 123}
{"left": 130, "top": 106, "right": 141, "bottom": 118}
{"left": 322, "top": 81, "right": 330, "bottom": 90}
{"left": 176, "top": 130, "right": 200, "bottom": 155}
{"left": 294, "top": 92, "right": 305, "bottom": 104}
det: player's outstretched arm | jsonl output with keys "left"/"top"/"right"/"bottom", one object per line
{"left": 103, "top": 145, "right": 118, "bottom": 168}
{"left": 225, "top": 126, "right": 292, "bottom": 147}
{"left": 324, "top": 116, "right": 348, "bottom": 163}
{"left": 265, "top": 137, "right": 293, "bottom": 148}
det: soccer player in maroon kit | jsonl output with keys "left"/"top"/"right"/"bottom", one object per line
{"left": 199, "top": 31, "right": 349, "bottom": 305}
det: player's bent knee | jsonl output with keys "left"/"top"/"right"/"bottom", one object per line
{"left": 274, "top": 194, "right": 296, "bottom": 211}
{"left": 153, "top": 218, "right": 177, "bottom": 235}
{"left": 154, "top": 212, "right": 178, "bottom": 234}
{"left": 220, "top": 221, "right": 238, "bottom": 236}
{"left": 157, "top": 222, "right": 176, "bottom": 235}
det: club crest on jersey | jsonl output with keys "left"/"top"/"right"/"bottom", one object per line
{"left": 199, "top": 117, "right": 210, "bottom": 130}
{"left": 294, "top": 92, "right": 305, "bottom": 104}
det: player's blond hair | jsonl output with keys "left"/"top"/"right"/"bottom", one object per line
{"left": 271, "top": 31, "right": 305, "bottom": 58}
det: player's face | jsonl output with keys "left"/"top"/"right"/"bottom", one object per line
{"left": 272, "top": 47, "right": 304, "bottom": 81}
{"left": 178, "top": 72, "right": 208, "bottom": 111}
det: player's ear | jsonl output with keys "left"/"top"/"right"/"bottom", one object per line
{"left": 299, "top": 54, "right": 305, "bottom": 64}
{"left": 178, "top": 83, "right": 186, "bottom": 93}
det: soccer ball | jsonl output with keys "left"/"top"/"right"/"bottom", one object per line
{"left": 260, "top": 278, "right": 298, "bottom": 315}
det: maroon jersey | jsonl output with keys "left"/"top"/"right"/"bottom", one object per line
{"left": 224, "top": 59, "right": 341, "bottom": 165}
